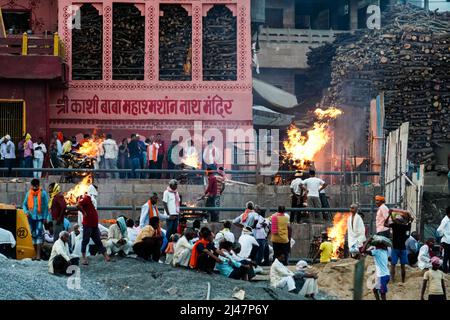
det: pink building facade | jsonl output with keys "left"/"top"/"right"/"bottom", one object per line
{"left": 50, "top": 0, "right": 252, "bottom": 144}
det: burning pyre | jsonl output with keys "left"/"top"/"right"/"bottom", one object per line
{"left": 327, "top": 212, "right": 350, "bottom": 259}
{"left": 64, "top": 174, "right": 93, "bottom": 205}
{"left": 182, "top": 154, "right": 201, "bottom": 169}
{"left": 283, "top": 107, "right": 343, "bottom": 169}
{"left": 63, "top": 136, "right": 104, "bottom": 205}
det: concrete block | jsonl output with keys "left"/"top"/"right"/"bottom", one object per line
{"left": 133, "top": 184, "right": 153, "bottom": 194}
{"left": 6, "top": 183, "right": 16, "bottom": 193}
{"left": 114, "top": 183, "right": 133, "bottom": 193}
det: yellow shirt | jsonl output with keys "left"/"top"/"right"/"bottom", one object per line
{"left": 134, "top": 225, "right": 155, "bottom": 244}
{"left": 319, "top": 241, "right": 333, "bottom": 263}
{"left": 424, "top": 269, "right": 444, "bottom": 295}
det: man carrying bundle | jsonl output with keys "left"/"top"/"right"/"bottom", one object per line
{"left": 384, "top": 209, "right": 414, "bottom": 282}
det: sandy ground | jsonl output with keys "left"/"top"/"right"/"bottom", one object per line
{"left": 0, "top": 254, "right": 334, "bottom": 300}
{"left": 308, "top": 257, "right": 450, "bottom": 300}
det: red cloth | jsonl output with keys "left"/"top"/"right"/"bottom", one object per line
{"left": 189, "top": 239, "right": 209, "bottom": 269}
{"left": 177, "top": 224, "right": 186, "bottom": 235}
{"left": 78, "top": 195, "right": 99, "bottom": 227}
{"left": 215, "top": 174, "right": 224, "bottom": 195}
{"left": 156, "top": 140, "right": 165, "bottom": 155}
{"left": 50, "top": 193, "right": 67, "bottom": 223}
{"left": 205, "top": 175, "right": 218, "bottom": 196}
{"left": 271, "top": 212, "right": 284, "bottom": 234}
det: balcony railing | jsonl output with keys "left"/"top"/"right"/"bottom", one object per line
{"left": 0, "top": 32, "right": 65, "bottom": 58}
{"left": 259, "top": 28, "right": 348, "bottom": 45}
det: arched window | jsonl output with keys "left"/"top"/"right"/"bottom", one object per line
{"left": 72, "top": 4, "right": 103, "bottom": 80}
{"left": 159, "top": 4, "right": 192, "bottom": 81}
{"left": 112, "top": 3, "right": 145, "bottom": 80}
{"left": 203, "top": 5, "right": 237, "bottom": 81}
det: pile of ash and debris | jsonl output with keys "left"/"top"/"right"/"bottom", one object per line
{"left": 0, "top": 255, "right": 335, "bottom": 300}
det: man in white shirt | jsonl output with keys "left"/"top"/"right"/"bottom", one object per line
{"left": 418, "top": 239, "right": 435, "bottom": 270}
{"left": 140, "top": 192, "right": 167, "bottom": 228}
{"left": 102, "top": 133, "right": 119, "bottom": 179}
{"left": 32, "top": 137, "right": 47, "bottom": 179}
{"left": 49, "top": 231, "right": 79, "bottom": 275}
{"left": 233, "top": 201, "right": 259, "bottom": 230}
{"left": 347, "top": 204, "right": 366, "bottom": 258}
{"left": 173, "top": 228, "right": 195, "bottom": 267}
{"left": 0, "top": 135, "right": 15, "bottom": 177}
{"left": 214, "top": 220, "right": 235, "bottom": 247}
{"left": 437, "top": 206, "right": 450, "bottom": 273}
{"left": 126, "top": 219, "right": 139, "bottom": 244}
{"left": 69, "top": 224, "right": 80, "bottom": 254}
{"left": 290, "top": 171, "right": 304, "bottom": 223}
{"left": 202, "top": 139, "right": 220, "bottom": 170}
{"left": 163, "top": 179, "right": 181, "bottom": 240}
{"left": 186, "top": 140, "right": 199, "bottom": 160}
{"left": 237, "top": 227, "right": 259, "bottom": 261}
{"left": 270, "top": 252, "right": 296, "bottom": 292}
{"left": 302, "top": 170, "right": 327, "bottom": 209}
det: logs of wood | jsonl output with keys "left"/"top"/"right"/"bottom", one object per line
{"left": 159, "top": 4, "right": 192, "bottom": 81}
{"left": 112, "top": 3, "right": 145, "bottom": 80}
{"left": 72, "top": 4, "right": 103, "bottom": 80}
{"left": 203, "top": 5, "right": 237, "bottom": 81}
{"left": 318, "top": 4, "right": 450, "bottom": 167}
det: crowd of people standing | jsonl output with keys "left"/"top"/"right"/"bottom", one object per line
{"left": 1, "top": 132, "right": 223, "bottom": 179}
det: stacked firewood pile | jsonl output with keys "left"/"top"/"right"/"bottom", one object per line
{"left": 159, "top": 5, "right": 192, "bottom": 81}
{"left": 203, "top": 5, "right": 237, "bottom": 81}
{"left": 112, "top": 4, "right": 145, "bottom": 80}
{"left": 321, "top": 4, "right": 450, "bottom": 168}
{"left": 72, "top": 4, "right": 103, "bottom": 80}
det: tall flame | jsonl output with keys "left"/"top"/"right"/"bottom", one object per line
{"left": 64, "top": 174, "right": 93, "bottom": 205}
{"left": 283, "top": 107, "right": 343, "bottom": 169}
{"left": 327, "top": 212, "right": 351, "bottom": 259}
{"left": 78, "top": 137, "right": 104, "bottom": 158}
{"left": 314, "top": 107, "right": 343, "bottom": 120}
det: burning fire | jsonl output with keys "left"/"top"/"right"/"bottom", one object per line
{"left": 78, "top": 137, "right": 104, "bottom": 158}
{"left": 64, "top": 174, "right": 93, "bottom": 205}
{"left": 184, "top": 201, "right": 198, "bottom": 207}
{"left": 283, "top": 107, "right": 343, "bottom": 169}
{"left": 182, "top": 154, "right": 200, "bottom": 169}
{"left": 314, "top": 107, "right": 343, "bottom": 120}
{"left": 327, "top": 212, "right": 351, "bottom": 259}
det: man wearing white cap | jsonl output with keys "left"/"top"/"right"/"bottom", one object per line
{"left": 295, "top": 260, "right": 319, "bottom": 299}
{"left": 0, "top": 135, "right": 16, "bottom": 177}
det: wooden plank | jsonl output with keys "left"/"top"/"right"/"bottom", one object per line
{"left": 0, "top": 47, "right": 22, "bottom": 54}
{"left": 0, "top": 38, "right": 22, "bottom": 45}
{"left": 28, "top": 48, "right": 53, "bottom": 55}
{"left": 0, "top": 8, "right": 5, "bottom": 38}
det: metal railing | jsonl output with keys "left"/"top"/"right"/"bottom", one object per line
{"left": 65, "top": 206, "right": 380, "bottom": 213}
{"left": 0, "top": 32, "right": 64, "bottom": 57}
{"left": 0, "top": 167, "right": 380, "bottom": 177}
{"left": 259, "top": 27, "right": 348, "bottom": 45}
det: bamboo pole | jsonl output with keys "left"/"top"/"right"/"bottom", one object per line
{"left": 53, "top": 32, "right": 60, "bottom": 56}
{"left": 21, "top": 32, "right": 28, "bottom": 55}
